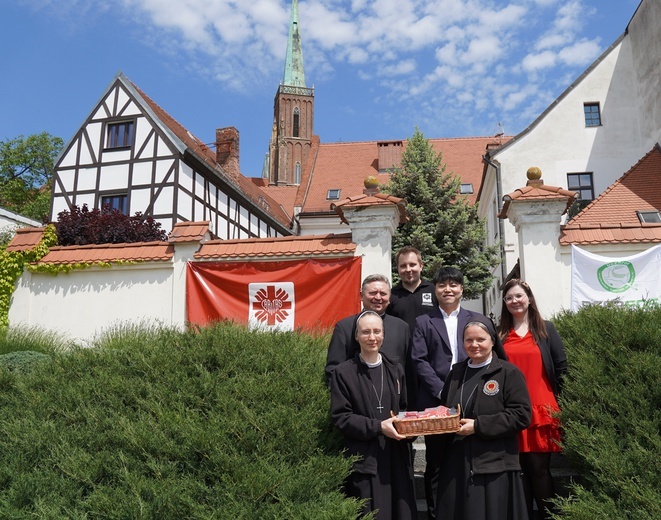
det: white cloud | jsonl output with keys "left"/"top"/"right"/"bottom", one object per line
{"left": 558, "top": 38, "right": 602, "bottom": 65}
{"left": 377, "top": 59, "right": 417, "bottom": 77}
{"left": 522, "top": 50, "right": 557, "bottom": 71}
{"left": 16, "top": 0, "right": 618, "bottom": 140}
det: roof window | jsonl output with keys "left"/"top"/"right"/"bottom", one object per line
{"left": 636, "top": 210, "right": 661, "bottom": 223}
{"left": 327, "top": 189, "right": 341, "bottom": 200}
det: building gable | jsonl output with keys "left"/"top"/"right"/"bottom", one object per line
{"left": 51, "top": 73, "right": 292, "bottom": 239}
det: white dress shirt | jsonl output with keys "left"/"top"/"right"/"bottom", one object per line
{"left": 440, "top": 305, "right": 461, "bottom": 366}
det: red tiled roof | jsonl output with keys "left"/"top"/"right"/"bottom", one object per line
{"left": 5, "top": 227, "right": 47, "bottom": 252}
{"left": 195, "top": 233, "right": 355, "bottom": 259}
{"left": 331, "top": 192, "right": 407, "bottom": 225}
{"left": 250, "top": 185, "right": 298, "bottom": 217}
{"left": 263, "top": 136, "right": 509, "bottom": 217}
{"left": 560, "top": 145, "right": 661, "bottom": 245}
{"left": 499, "top": 182, "right": 577, "bottom": 218}
{"left": 169, "top": 221, "right": 210, "bottom": 243}
{"left": 37, "top": 241, "right": 174, "bottom": 265}
{"left": 128, "top": 78, "right": 292, "bottom": 231}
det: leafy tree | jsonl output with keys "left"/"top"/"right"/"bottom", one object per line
{"left": 0, "top": 132, "right": 63, "bottom": 222}
{"left": 384, "top": 128, "right": 500, "bottom": 299}
{"left": 55, "top": 204, "right": 167, "bottom": 246}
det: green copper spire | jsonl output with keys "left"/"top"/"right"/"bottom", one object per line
{"left": 283, "top": 0, "right": 306, "bottom": 87}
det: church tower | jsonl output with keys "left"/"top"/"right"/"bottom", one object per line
{"left": 268, "top": 0, "right": 314, "bottom": 186}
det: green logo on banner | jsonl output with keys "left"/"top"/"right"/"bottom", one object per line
{"left": 597, "top": 261, "right": 635, "bottom": 293}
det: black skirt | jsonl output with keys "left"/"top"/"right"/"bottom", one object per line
{"left": 436, "top": 435, "right": 528, "bottom": 520}
{"left": 345, "top": 435, "right": 417, "bottom": 520}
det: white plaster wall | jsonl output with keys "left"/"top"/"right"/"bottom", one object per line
{"left": 99, "top": 164, "right": 130, "bottom": 190}
{"left": 628, "top": 0, "right": 661, "bottom": 149}
{"left": 0, "top": 209, "right": 41, "bottom": 229}
{"left": 340, "top": 207, "right": 399, "bottom": 284}
{"left": 9, "top": 263, "right": 177, "bottom": 344}
{"left": 132, "top": 162, "right": 153, "bottom": 186}
{"left": 495, "top": 40, "right": 644, "bottom": 275}
{"left": 298, "top": 216, "right": 348, "bottom": 236}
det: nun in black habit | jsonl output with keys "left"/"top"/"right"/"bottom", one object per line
{"left": 330, "top": 310, "right": 417, "bottom": 520}
{"left": 436, "top": 319, "right": 532, "bottom": 520}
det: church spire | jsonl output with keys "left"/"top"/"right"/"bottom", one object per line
{"left": 283, "top": 0, "right": 306, "bottom": 87}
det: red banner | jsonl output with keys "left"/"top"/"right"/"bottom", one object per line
{"left": 187, "top": 257, "right": 362, "bottom": 332}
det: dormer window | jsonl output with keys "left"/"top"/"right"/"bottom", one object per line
{"left": 636, "top": 210, "right": 661, "bottom": 223}
{"left": 327, "top": 189, "right": 341, "bottom": 200}
{"left": 584, "top": 103, "right": 601, "bottom": 127}
{"left": 567, "top": 173, "right": 594, "bottom": 202}
{"left": 106, "top": 121, "right": 135, "bottom": 149}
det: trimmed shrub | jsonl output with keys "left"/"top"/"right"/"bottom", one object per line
{"left": 0, "top": 322, "right": 360, "bottom": 518}
{"left": 554, "top": 304, "right": 661, "bottom": 519}
{"left": 0, "top": 350, "right": 51, "bottom": 373}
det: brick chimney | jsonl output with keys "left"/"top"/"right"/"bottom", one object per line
{"left": 377, "top": 141, "right": 403, "bottom": 172}
{"left": 216, "top": 127, "right": 240, "bottom": 179}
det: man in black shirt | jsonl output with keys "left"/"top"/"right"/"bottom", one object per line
{"left": 387, "top": 246, "right": 439, "bottom": 518}
{"left": 388, "top": 246, "right": 437, "bottom": 332}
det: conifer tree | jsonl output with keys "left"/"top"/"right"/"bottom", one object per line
{"left": 384, "top": 128, "right": 500, "bottom": 299}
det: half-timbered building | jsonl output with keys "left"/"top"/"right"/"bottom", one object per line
{"left": 51, "top": 72, "right": 292, "bottom": 239}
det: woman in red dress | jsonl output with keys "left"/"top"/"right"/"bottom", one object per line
{"left": 498, "top": 279, "right": 567, "bottom": 520}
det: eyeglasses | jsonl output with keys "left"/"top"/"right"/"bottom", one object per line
{"left": 504, "top": 293, "right": 527, "bottom": 304}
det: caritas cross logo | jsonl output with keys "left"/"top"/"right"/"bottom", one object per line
{"left": 248, "top": 282, "right": 295, "bottom": 331}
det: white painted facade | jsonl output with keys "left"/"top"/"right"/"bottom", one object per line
{"left": 479, "top": 0, "right": 661, "bottom": 318}
{"left": 10, "top": 262, "right": 180, "bottom": 344}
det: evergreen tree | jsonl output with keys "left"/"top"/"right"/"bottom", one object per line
{"left": 384, "top": 128, "right": 500, "bottom": 299}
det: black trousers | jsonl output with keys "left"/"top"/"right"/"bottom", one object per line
{"left": 424, "top": 434, "right": 444, "bottom": 520}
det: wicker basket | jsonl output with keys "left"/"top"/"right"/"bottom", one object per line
{"left": 393, "top": 404, "right": 461, "bottom": 437}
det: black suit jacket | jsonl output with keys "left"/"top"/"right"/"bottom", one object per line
{"left": 411, "top": 306, "right": 502, "bottom": 410}
{"left": 325, "top": 313, "right": 410, "bottom": 385}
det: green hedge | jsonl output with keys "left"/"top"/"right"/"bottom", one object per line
{"left": 554, "top": 304, "right": 661, "bottom": 519}
{"left": 0, "top": 323, "right": 360, "bottom": 519}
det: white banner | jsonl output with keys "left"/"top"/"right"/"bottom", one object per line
{"left": 571, "top": 245, "right": 661, "bottom": 311}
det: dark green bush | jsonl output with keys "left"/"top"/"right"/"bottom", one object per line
{"left": 0, "top": 350, "right": 50, "bottom": 373}
{"left": 0, "top": 322, "right": 360, "bottom": 519}
{"left": 554, "top": 304, "right": 661, "bottom": 519}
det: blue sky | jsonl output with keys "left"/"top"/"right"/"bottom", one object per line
{"left": 2, "top": 0, "right": 642, "bottom": 178}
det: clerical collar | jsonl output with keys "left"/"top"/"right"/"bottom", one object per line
{"left": 468, "top": 356, "right": 493, "bottom": 369}
{"left": 360, "top": 353, "right": 383, "bottom": 368}
{"left": 362, "top": 309, "right": 387, "bottom": 319}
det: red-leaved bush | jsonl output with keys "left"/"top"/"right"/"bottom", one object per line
{"left": 54, "top": 204, "right": 167, "bottom": 246}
